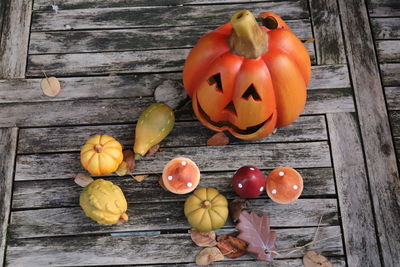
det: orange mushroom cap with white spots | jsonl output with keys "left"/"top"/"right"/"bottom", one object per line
{"left": 162, "top": 157, "right": 200, "bottom": 194}
{"left": 265, "top": 167, "right": 303, "bottom": 204}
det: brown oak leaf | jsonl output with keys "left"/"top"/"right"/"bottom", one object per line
{"left": 207, "top": 132, "right": 229, "bottom": 146}
{"left": 217, "top": 234, "right": 248, "bottom": 258}
{"left": 229, "top": 199, "right": 248, "bottom": 223}
{"left": 145, "top": 144, "right": 160, "bottom": 157}
{"left": 303, "top": 251, "right": 332, "bottom": 267}
{"left": 195, "top": 247, "right": 224, "bottom": 266}
{"left": 191, "top": 229, "right": 217, "bottom": 247}
{"left": 236, "top": 211, "right": 277, "bottom": 261}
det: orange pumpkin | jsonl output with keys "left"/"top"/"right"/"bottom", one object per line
{"left": 183, "top": 10, "right": 311, "bottom": 140}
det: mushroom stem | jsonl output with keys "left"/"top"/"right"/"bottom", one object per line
{"left": 94, "top": 144, "right": 103, "bottom": 153}
{"left": 202, "top": 200, "right": 211, "bottom": 208}
{"left": 229, "top": 9, "right": 268, "bottom": 59}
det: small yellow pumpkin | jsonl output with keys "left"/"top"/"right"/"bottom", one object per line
{"left": 184, "top": 187, "right": 228, "bottom": 232}
{"left": 80, "top": 179, "right": 128, "bottom": 225}
{"left": 80, "top": 135, "right": 123, "bottom": 176}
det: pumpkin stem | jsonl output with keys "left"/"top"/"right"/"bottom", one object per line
{"left": 94, "top": 144, "right": 103, "bottom": 153}
{"left": 202, "top": 200, "right": 211, "bottom": 208}
{"left": 229, "top": 10, "right": 268, "bottom": 59}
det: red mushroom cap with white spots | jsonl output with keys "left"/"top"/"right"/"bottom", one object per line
{"left": 162, "top": 157, "right": 200, "bottom": 194}
{"left": 265, "top": 167, "right": 303, "bottom": 204}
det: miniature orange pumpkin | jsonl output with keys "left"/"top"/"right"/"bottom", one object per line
{"left": 80, "top": 135, "right": 123, "bottom": 176}
{"left": 183, "top": 10, "right": 311, "bottom": 140}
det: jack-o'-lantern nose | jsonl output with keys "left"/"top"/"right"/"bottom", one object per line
{"left": 224, "top": 101, "right": 237, "bottom": 116}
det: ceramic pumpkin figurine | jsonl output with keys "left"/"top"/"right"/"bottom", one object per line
{"left": 184, "top": 187, "right": 228, "bottom": 232}
{"left": 80, "top": 135, "right": 123, "bottom": 176}
{"left": 183, "top": 10, "right": 311, "bottom": 140}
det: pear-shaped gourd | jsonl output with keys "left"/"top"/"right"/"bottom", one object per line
{"left": 80, "top": 179, "right": 128, "bottom": 225}
{"left": 134, "top": 103, "right": 175, "bottom": 158}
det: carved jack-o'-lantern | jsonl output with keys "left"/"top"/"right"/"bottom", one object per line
{"left": 183, "top": 10, "right": 311, "bottom": 140}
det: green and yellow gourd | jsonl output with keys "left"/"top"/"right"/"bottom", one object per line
{"left": 134, "top": 103, "right": 175, "bottom": 159}
{"left": 80, "top": 179, "right": 128, "bottom": 225}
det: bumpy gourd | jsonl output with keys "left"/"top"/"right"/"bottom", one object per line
{"left": 80, "top": 179, "right": 128, "bottom": 225}
{"left": 134, "top": 103, "right": 175, "bottom": 158}
{"left": 80, "top": 135, "right": 123, "bottom": 176}
{"left": 184, "top": 188, "right": 228, "bottom": 232}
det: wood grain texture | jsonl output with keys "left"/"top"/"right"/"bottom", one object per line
{"left": 0, "top": 88, "right": 354, "bottom": 127}
{"left": 0, "top": 128, "right": 18, "bottom": 264}
{"left": 338, "top": 0, "right": 400, "bottom": 265}
{"left": 10, "top": 199, "right": 338, "bottom": 238}
{"left": 6, "top": 226, "right": 343, "bottom": 266}
{"left": 390, "top": 111, "right": 400, "bottom": 136}
{"left": 371, "top": 17, "right": 400, "bottom": 39}
{"left": 30, "top": 2, "right": 308, "bottom": 31}
{"left": 327, "top": 113, "right": 381, "bottom": 267}
{"left": 0, "top": 0, "right": 7, "bottom": 39}
{"left": 385, "top": 87, "right": 400, "bottom": 110}
{"left": 26, "top": 43, "right": 316, "bottom": 77}
{"left": 0, "top": 0, "right": 32, "bottom": 78}
{"left": 309, "top": 0, "right": 346, "bottom": 64}
{"left": 381, "top": 63, "right": 400, "bottom": 86}
{"left": 367, "top": 0, "right": 400, "bottom": 17}
{"left": 12, "top": 167, "right": 336, "bottom": 209}
{"left": 376, "top": 40, "right": 400, "bottom": 63}
{"left": 0, "top": 64, "right": 350, "bottom": 104}
{"left": 29, "top": 20, "right": 313, "bottom": 54}
{"left": 15, "top": 141, "right": 331, "bottom": 181}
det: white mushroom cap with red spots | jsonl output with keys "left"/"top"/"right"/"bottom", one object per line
{"left": 265, "top": 167, "right": 303, "bottom": 204}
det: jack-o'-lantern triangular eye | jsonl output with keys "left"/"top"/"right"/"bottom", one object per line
{"left": 242, "top": 84, "right": 261, "bottom": 100}
{"left": 208, "top": 73, "right": 223, "bottom": 92}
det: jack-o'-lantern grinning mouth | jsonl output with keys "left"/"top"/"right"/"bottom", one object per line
{"left": 197, "top": 100, "right": 272, "bottom": 135}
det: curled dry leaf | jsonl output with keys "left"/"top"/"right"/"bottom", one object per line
{"left": 158, "top": 177, "right": 168, "bottom": 191}
{"left": 41, "top": 76, "right": 61, "bottom": 97}
{"left": 133, "top": 175, "right": 148, "bottom": 182}
{"left": 217, "top": 234, "right": 248, "bottom": 258}
{"left": 115, "top": 150, "right": 135, "bottom": 176}
{"left": 304, "top": 38, "right": 315, "bottom": 43}
{"left": 191, "top": 229, "right": 217, "bottom": 247}
{"left": 74, "top": 173, "right": 94, "bottom": 187}
{"left": 195, "top": 247, "right": 224, "bottom": 266}
{"left": 145, "top": 144, "right": 160, "bottom": 157}
{"left": 229, "top": 199, "right": 248, "bottom": 223}
{"left": 207, "top": 132, "right": 229, "bottom": 146}
{"left": 303, "top": 251, "right": 332, "bottom": 267}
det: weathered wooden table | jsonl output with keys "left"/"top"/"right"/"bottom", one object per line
{"left": 0, "top": 0, "right": 399, "bottom": 266}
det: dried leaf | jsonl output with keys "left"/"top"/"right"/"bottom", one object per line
{"left": 304, "top": 38, "right": 315, "bottom": 43}
{"left": 207, "top": 132, "right": 229, "bottom": 146}
{"left": 229, "top": 199, "right": 248, "bottom": 223}
{"left": 145, "top": 144, "right": 160, "bottom": 157}
{"left": 191, "top": 229, "right": 217, "bottom": 247}
{"left": 74, "top": 173, "right": 94, "bottom": 187}
{"left": 195, "top": 247, "right": 224, "bottom": 266}
{"left": 303, "top": 251, "right": 332, "bottom": 267}
{"left": 134, "top": 174, "right": 148, "bottom": 182}
{"left": 217, "top": 234, "right": 248, "bottom": 258}
{"left": 236, "top": 211, "right": 277, "bottom": 261}
{"left": 115, "top": 150, "right": 135, "bottom": 176}
{"left": 158, "top": 177, "right": 168, "bottom": 191}
{"left": 41, "top": 76, "right": 61, "bottom": 97}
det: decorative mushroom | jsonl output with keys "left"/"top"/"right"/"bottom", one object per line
{"left": 161, "top": 157, "right": 200, "bottom": 194}
{"left": 265, "top": 167, "right": 303, "bottom": 204}
{"left": 232, "top": 166, "right": 265, "bottom": 198}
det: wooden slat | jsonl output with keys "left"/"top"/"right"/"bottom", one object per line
{"left": 15, "top": 141, "right": 331, "bottom": 181}
{"left": 0, "top": 64, "right": 350, "bottom": 104}
{"left": 371, "top": 17, "right": 400, "bottom": 39}
{"left": 12, "top": 168, "right": 336, "bottom": 209}
{"left": 338, "top": 0, "right": 400, "bottom": 265}
{"left": 6, "top": 226, "right": 343, "bottom": 266}
{"left": 327, "top": 113, "right": 381, "bottom": 267}
{"left": 0, "top": 88, "right": 354, "bottom": 128}
{"left": 389, "top": 111, "right": 400, "bottom": 136}
{"left": 385, "top": 87, "right": 400, "bottom": 110}
{"left": 18, "top": 116, "right": 328, "bottom": 154}
{"left": 309, "top": 0, "right": 346, "bottom": 64}
{"left": 381, "top": 63, "right": 400, "bottom": 86}
{"left": 0, "top": 0, "right": 32, "bottom": 78}
{"left": 26, "top": 44, "right": 316, "bottom": 77}
{"left": 29, "top": 21, "right": 313, "bottom": 54}
{"left": 30, "top": 2, "right": 308, "bottom": 32}
{"left": 10, "top": 199, "right": 338, "bottom": 238}
{"left": 0, "top": 128, "right": 17, "bottom": 264}
{"left": 376, "top": 40, "right": 400, "bottom": 63}
{"left": 367, "top": 0, "right": 400, "bottom": 17}
{"left": 0, "top": 0, "right": 7, "bottom": 38}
